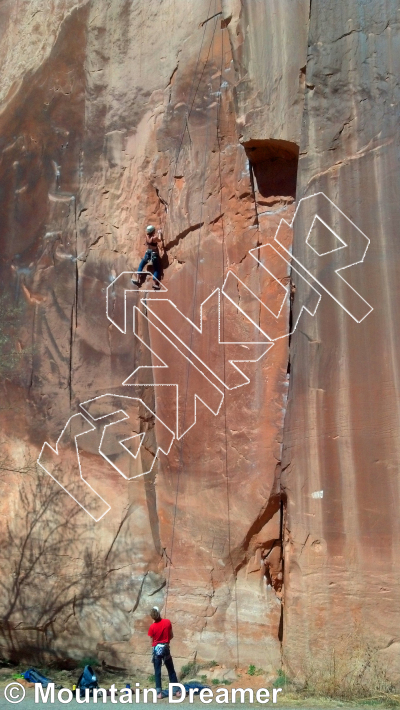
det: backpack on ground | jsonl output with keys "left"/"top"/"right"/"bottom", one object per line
{"left": 22, "top": 668, "right": 52, "bottom": 687}
{"left": 76, "top": 665, "right": 98, "bottom": 697}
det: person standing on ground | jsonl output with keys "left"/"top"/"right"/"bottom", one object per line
{"left": 132, "top": 225, "right": 163, "bottom": 289}
{"left": 148, "top": 606, "right": 181, "bottom": 699}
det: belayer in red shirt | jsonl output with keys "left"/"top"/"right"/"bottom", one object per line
{"left": 148, "top": 606, "right": 181, "bottom": 699}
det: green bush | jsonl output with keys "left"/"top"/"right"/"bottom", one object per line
{"left": 78, "top": 658, "right": 99, "bottom": 668}
{"left": 248, "top": 665, "right": 264, "bottom": 677}
{"left": 180, "top": 662, "right": 198, "bottom": 680}
{"left": 212, "top": 679, "right": 220, "bottom": 685}
{"left": 274, "top": 669, "right": 289, "bottom": 687}
{"left": 180, "top": 659, "right": 219, "bottom": 681}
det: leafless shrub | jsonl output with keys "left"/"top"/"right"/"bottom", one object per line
{"left": 0, "top": 453, "right": 132, "bottom": 665}
{"left": 297, "top": 629, "right": 395, "bottom": 699}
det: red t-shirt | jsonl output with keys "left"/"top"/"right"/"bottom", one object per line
{"left": 148, "top": 618, "right": 172, "bottom": 647}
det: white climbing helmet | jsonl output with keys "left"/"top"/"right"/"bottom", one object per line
{"left": 146, "top": 225, "right": 156, "bottom": 234}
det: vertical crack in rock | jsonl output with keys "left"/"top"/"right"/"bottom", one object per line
{"left": 68, "top": 299, "right": 74, "bottom": 405}
{"left": 129, "top": 571, "right": 148, "bottom": 614}
{"left": 105, "top": 507, "right": 132, "bottom": 562}
{"left": 230, "top": 466, "right": 282, "bottom": 576}
{"left": 241, "top": 137, "right": 301, "bottom": 656}
{"left": 248, "top": 158, "right": 259, "bottom": 227}
{"left": 69, "top": 199, "right": 78, "bottom": 405}
{"left": 136, "top": 300, "right": 164, "bottom": 559}
{"left": 143, "top": 473, "right": 163, "bottom": 558}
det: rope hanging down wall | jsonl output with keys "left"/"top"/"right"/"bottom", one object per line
{"left": 164, "top": 6, "right": 219, "bottom": 613}
{"left": 161, "top": 2, "right": 240, "bottom": 666}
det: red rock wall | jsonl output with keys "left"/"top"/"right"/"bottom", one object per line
{"left": 281, "top": 0, "right": 400, "bottom": 684}
{"left": 0, "top": 0, "right": 308, "bottom": 673}
{"left": 1, "top": 0, "right": 397, "bottom": 685}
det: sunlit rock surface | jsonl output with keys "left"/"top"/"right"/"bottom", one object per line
{"left": 0, "top": 0, "right": 398, "bottom": 685}
{"left": 0, "top": 0, "right": 297, "bottom": 671}
{"left": 281, "top": 0, "right": 400, "bottom": 684}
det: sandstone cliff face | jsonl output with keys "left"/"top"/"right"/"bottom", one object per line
{"left": 281, "top": 0, "right": 400, "bottom": 681}
{"left": 0, "top": 0, "right": 306, "bottom": 672}
{"left": 0, "top": 0, "right": 398, "bottom": 685}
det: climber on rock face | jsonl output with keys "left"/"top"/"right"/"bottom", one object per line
{"left": 132, "top": 225, "right": 163, "bottom": 290}
{"left": 148, "top": 606, "right": 181, "bottom": 699}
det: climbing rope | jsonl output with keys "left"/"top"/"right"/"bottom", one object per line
{"left": 159, "top": 0, "right": 215, "bottom": 241}
{"left": 159, "top": 1, "right": 241, "bottom": 669}
{"left": 215, "top": 23, "right": 240, "bottom": 668}
{"left": 164, "top": 3, "right": 220, "bottom": 614}
{"left": 140, "top": 2, "right": 214, "bottom": 347}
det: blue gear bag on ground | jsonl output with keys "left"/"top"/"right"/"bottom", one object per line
{"left": 22, "top": 668, "right": 52, "bottom": 687}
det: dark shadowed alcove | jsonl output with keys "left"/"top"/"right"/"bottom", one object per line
{"left": 243, "top": 138, "right": 299, "bottom": 202}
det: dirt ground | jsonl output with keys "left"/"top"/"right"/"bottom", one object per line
{"left": 0, "top": 664, "right": 398, "bottom": 707}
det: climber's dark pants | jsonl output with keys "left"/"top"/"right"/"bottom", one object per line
{"left": 152, "top": 647, "right": 178, "bottom": 694}
{"left": 138, "top": 249, "right": 160, "bottom": 281}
